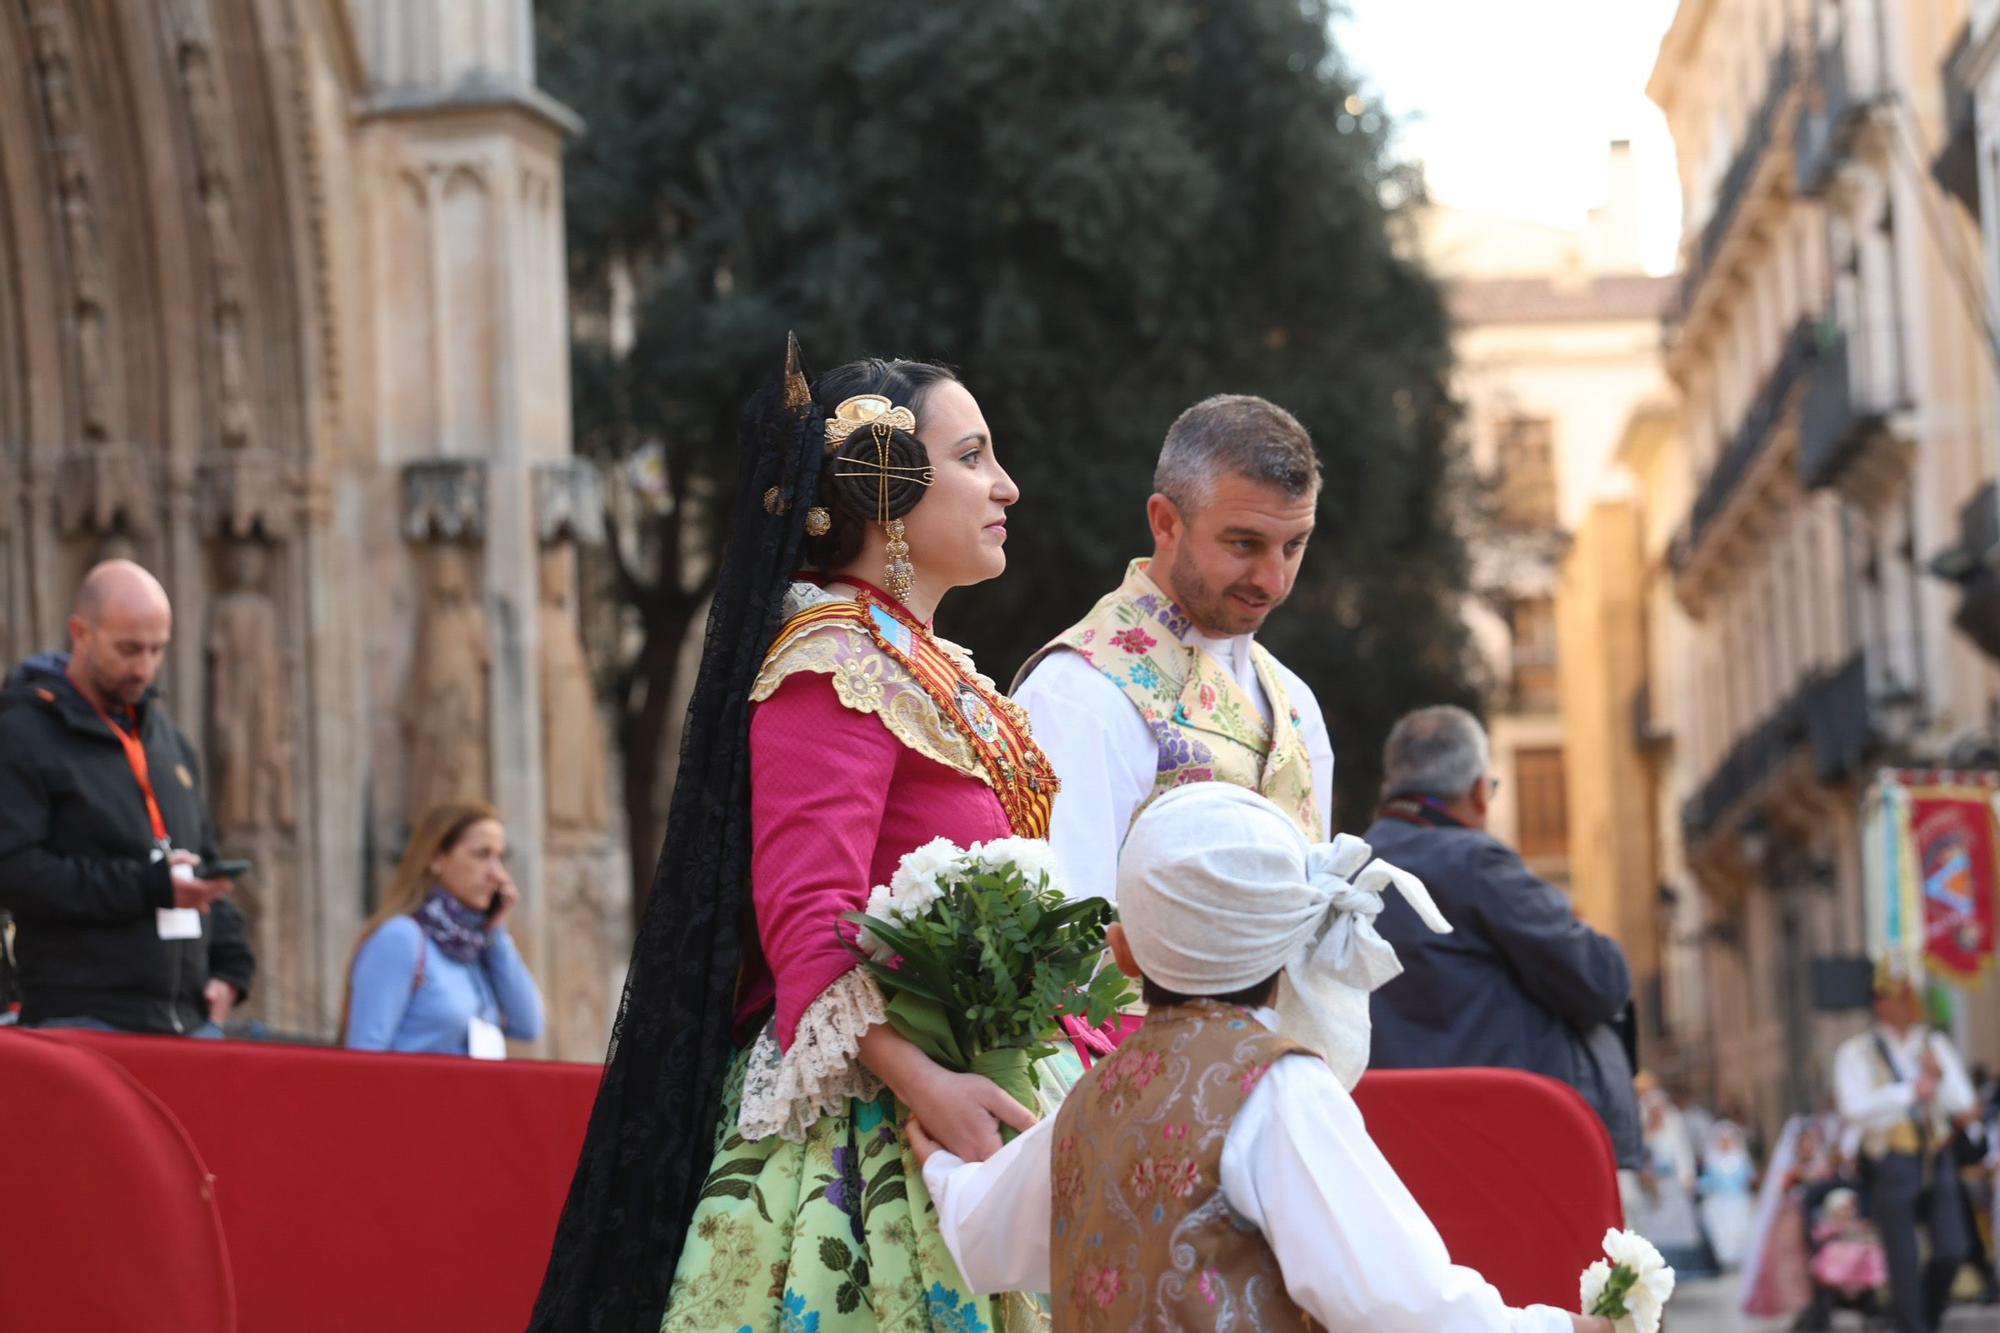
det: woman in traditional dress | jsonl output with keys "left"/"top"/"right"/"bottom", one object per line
{"left": 1629, "top": 1079, "right": 1716, "bottom": 1278}
{"left": 1737, "top": 1116, "right": 1816, "bottom": 1320}
{"left": 529, "top": 342, "right": 1061, "bottom": 1333}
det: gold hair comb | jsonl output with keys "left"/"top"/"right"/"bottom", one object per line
{"left": 824, "top": 394, "right": 918, "bottom": 447}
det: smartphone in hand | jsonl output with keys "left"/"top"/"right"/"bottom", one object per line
{"left": 194, "top": 858, "right": 252, "bottom": 880}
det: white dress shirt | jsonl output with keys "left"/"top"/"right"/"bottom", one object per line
{"left": 1013, "top": 636, "right": 1335, "bottom": 901}
{"left": 922, "top": 1009, "right": 1572, "bottom": 1333}
{"left": 1833, "top": 1024, "right": 1976, "bottom": 1135}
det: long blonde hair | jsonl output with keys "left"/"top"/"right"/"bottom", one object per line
{"left": 337, "top": 801, "right": 503, "bottom": 1041}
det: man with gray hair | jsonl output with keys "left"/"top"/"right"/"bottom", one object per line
{"left": 1010, "top": 394, "right": 1422, "bottom": 1079}
{"left": 1362, "top": 705, "right": 1642, "bottom": 1169}
{"left": 1013, "top": 394, "right": 1334, "bottom": 901}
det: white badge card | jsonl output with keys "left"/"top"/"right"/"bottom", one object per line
{"left": 468, "top": 1016, "right": 507, "bottom": 1061}
{"left": 158, "top": 851, "right": 202, "bottom": 939}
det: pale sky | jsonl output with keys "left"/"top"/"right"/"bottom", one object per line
{"left": 1334, "top": 0, "right": 1686, "bottom": 274}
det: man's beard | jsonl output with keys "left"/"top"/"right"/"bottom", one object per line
{"left": 1168, "top": 546, "right": 1281, "bottom": 636}
{"left": 86, "top": 659, "right": 146, "bottom": 707}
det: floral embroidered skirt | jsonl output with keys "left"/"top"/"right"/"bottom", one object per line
{"left": 662, "top": 1044, "right": 1047, "bottom": 1333}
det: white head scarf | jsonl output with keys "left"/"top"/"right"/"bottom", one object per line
{"left": 1116, "top": 782, "right": 1452, "bottom": 1088}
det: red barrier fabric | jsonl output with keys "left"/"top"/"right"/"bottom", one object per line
{"left": 0, "top": 1032, "right": 235, "bottom": 1333}
{"left": 1354, "top": 1064, "right": 1625, "bottom": 1310}
{"left": 52, "top": 1032, "right": 600, "bottom": 1333}
{"left": 5, "top": 1033, "right": 1616, "bottom": 1328}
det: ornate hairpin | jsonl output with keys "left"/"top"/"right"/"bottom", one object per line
{"left": 825, "top": 394, "right": 918, "bottom": 448}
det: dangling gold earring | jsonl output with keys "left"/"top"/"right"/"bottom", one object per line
{"left": 883, "top": 519, "right": 914, "bottom": 603}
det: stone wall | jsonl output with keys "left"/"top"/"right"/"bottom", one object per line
{"left": 0, "top": 0, "right": 628, "bottom": 1057}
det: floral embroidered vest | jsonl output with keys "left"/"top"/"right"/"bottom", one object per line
{"left": 1019, "top": 559, "right": 1321, "bottom": 837}
{"left": 1049, "top": 1003, "right": 1316, "bottom": 1331}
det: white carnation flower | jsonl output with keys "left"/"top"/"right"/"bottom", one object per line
{"left": 1580, "top": 1230, "right": 1673, "bottom": 1333}
{"left": 1578, "top": 1259, "right": 1610, "bottom": 1313}
{"left": 970, "top": 836, "right": 1063, "bottom": 891}
{"left": 856, "top": 882, "right": 897, "bottom": 959}
{"left": 1601, "top": 1229, "right": 1667, "bottom": 1280}
{"left": 1627, "top": 1266, "right": 1673, "bottom": 1333}
{"left": 887, "top": 837, "right": 964, "bottom": 917}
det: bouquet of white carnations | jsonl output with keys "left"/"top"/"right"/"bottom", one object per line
{"left": 841, "top": 836, "right": 1134, "bottom": 1124}
{"left": 1579, "top": 1229, "right": 1675, "bottom": 1333}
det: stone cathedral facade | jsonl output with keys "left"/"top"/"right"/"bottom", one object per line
{"left": 0, "top": 0, "right": 630, "bottom": 1056}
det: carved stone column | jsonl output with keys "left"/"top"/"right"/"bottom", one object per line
{"left": 534, "top": 460, "right": 627, "bottom": 1058}
{"left": 196, "top": 453, "right": 307, "bottom": 1029}
{"left": 399, "top": 460, "right": 493, "bottom": 832}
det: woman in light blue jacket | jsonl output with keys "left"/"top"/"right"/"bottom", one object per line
{"left": 342, "top": 801, "right": 543, "bottom": 1056}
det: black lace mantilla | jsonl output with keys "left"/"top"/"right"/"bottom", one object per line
{"left": 527, "top": 344, "right": 826, "bottom": 1332}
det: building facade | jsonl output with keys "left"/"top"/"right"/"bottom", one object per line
{"left": 0, "top": 0, "right": 629, "bottom": 1055}
{"left": 1646, "top": 0, "right": 2000, "bottom": 1131}
{"left": 1420, "top": 151, "right": 1674, "bottom": 921}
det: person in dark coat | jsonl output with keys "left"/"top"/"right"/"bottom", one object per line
{"left": 1363, "top": 705, "right": 1642, "bottom": 1171}
{"left": 0, "top": 560, "right": 253, "bottom": 1034}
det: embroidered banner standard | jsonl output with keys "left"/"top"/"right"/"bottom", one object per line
{"left": 1863, "top": 769, "right": 2000, "bottom": 983}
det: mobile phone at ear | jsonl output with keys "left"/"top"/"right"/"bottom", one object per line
{"left": 485, "top": 891, "right": 504, "bottom": 921}
{"left": 194, "top": 858, "right": 252, "bottom": 880}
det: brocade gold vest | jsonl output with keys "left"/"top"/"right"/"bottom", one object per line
{"left": 1019, "top": 559, "right": 1321, "bottom": 838}
{"left": 1050, "top": 1002, "right": 1315, "bottom": 1331}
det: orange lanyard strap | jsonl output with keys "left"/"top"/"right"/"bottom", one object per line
{"left": 92, "top": 703, "right": 169, "bottom": 845}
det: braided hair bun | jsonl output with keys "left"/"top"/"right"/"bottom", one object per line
{"left": 803, "top": 358, "right": 959, "bottom": 570}
{"left": 825, "top": 421, "right": 931, "bottom": 523}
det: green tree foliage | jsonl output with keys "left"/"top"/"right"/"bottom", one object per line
{"left": 538, "top": 0, "right": 1483, "bottom": 905}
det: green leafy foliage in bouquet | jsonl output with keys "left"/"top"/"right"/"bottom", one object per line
{"left": 840, "top": 838, "right": 1134, "bottom": 1120}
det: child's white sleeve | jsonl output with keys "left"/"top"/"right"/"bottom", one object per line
{"left": 1220, "top": 1054, "right": 1574, "bottom": 1333}
{"left": 918, "top": 1115, "right": 1056, "bottom": 1294}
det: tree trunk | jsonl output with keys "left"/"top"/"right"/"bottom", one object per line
{"left": 621, "top": 603, "right": 695, "bottom": 930}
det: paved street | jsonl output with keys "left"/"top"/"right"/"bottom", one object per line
{"left": 1670, "top": 1275, "right": 2000, "bottom": 1331}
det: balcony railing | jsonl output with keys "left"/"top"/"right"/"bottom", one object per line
{"left": 1683, "top": 691, "right": 1808, "bottom": 844}
{"left": 1677, "top": 46, "right": 1797, "bottom": 323}
{"left": 1794, "top": 37, "right": 1856, "bottom": 196}
{"left": 1684, "top": 652, "right": 1877, "bottom": 843}
{"left": 1803, "top": 652, "right": 1870, "bottom": 782}
{"left": 1928, "top": 483, "right": 2000, "bottom": 661}
{"left": 1798, "top": 326, "right": 1875, "bottom": 488}
{"left": 1935, "top": 22, "right": 1981, "bottom": 213}
{"left": 1670, "top": 321, "right": 1814, "bottom": 574}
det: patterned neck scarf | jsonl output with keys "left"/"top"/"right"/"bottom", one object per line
{"left": 414, "top": 886, "right": 491, "bottom": 964}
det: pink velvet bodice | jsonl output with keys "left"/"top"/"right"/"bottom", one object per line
{"left": 735, "top": 670, "right": 1013, "bottom": 1048}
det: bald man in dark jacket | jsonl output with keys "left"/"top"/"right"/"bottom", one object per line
{"left": 0, "top": 562, "right": 252, "bottom": 1033}
{"left": 1363, "top": 707, "right": 1641, "bottom": 1169}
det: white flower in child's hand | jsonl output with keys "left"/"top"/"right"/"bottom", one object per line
{"left": 1601, "top": 1229, "right": 1668, "bottom": 1281}
{"left": 1625, "top": 1263, "right": 1674, "bottom": 1333}
{"left": 1578, "top": 1259, "right": 1611, "bottom": 1313}
{"left": 1580, "top": 1229, "right": 1673, "bottom": 1333}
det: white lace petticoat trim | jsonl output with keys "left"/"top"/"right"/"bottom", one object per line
{"left": 737, "top": 967, "right": 889, "bottom": 1143}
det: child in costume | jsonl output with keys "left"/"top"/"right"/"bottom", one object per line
{"left": 1808, "top": 1187, "right": 1887, "bottom": 1308}
{"left": 910, "top": 781, "right": 1614, "bottom": 1331}
{"left": 1698, "top": 1120, "right": 1758, "bottom": 1268}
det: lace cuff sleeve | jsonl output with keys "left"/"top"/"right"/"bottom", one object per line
{"left": 737, "top": 966, "right": 889, "bottom": 1143}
